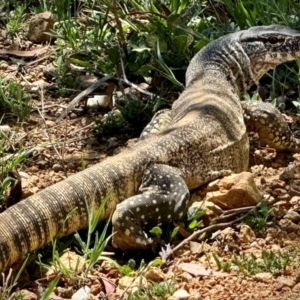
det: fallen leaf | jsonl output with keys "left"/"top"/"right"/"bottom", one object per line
{"left": 0, "top": 46, "right": 50, "bottom": 57}
{"left": 100, "top": 277, "right": 116, "bottom": 295}
{"left": 179, "top": 263, "right": 231, "bottom": 277}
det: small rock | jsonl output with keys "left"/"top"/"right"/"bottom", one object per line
{"left": 27, "top": 12, "right": 54, "bottom": 43}
{"left": 284, "top": 210, "right": 300, "bottom": 223}
{"left": 47, "top": 251, "right": 85, "bottom": 278}
{"left": 0, "top": 125, "right": 11, "bottom": 133}
{"left": 52, "top": 164, "right": 64, "bottom": 172}
{"left": 271, "top": 188, "right": 288, "bottom": 197}
{"left": 279, "top": 218, "right": 300, "bottom": 233}
{"left": 18, "top": 290, "right": 37, "bottom": 300}
{"left": 70, "top": 113, "right": 78, "bottom": 119}
{"left": 179, "top": 271, "right": 193, "bottom": 282}
{"left": 118, "top": 275, "right": 149, "bottom": 294}
{"left": 276, "top": 276, "right": 295, "bottom": 288}
{"left": 30, "top": 80, "right": 49, "bottom": 90}
{"left": 45, "top": 120, "right": 56, "bottom": 127}
{"left": 291, "top": 196, "right": 300, "bottom": 205}
{"left": 68, "top": 162, "right": 77, "bottom": 170}
{"left": 145, "top": 267, "right": 165, "bottom": 282}
{"left": 249, "top": 241, "right": 261, "bottom": 248}
{"left": 89, "top": 284, "right": 101, "bottom": 295}
{"left": 56, "top": 286, "right": 73, "bottom": 298}
{"left": 270, "top": 179, "right": 286, "bottom": 189}
{"left": 189, "top": 241, "right": 211, "bottom": 254}
{"left": 294, "top": 271, "right": 300, "bottom": 283}
{"left": 238, "top": 224, "right": 256, "bottom": 243}
{"left": 1, "top": 29, "right": 7, "bottom": 38}
{"left": 172, "top": 289, "right": 190, "bottom": 299}
{"left": 36, "top": 160, "right": 49, "bottom": 168}
{"left": 87, "top": 95, "right": 110, "bottom": 108}
{"left": 292, "top": 282, "right": 300, "bottom": 293}
{"left": 0, "top": 61, "right": 9, "bottom": 70}
{"left": 205, "top": 172, "right": 263, "bottom": 209}
{"left": 279, "top": 163, "right": 295, "bottom": 181}
{"left": 254, "top": 272, "right": 273, "bottom": 283}
{"left": 71, "top": 286, "right": 90, "bottom": 300}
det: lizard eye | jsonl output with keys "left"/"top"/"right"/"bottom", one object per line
{"left": 267, "top": 36, "right": 280, "bottom": 44}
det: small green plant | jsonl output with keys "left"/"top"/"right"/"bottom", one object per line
{"left": 94, "top": 97, "right": 158, "bottom": 137}
{"left": 244, "top": 200, "right": 272, "bottom": 233}
{"left": 36, "top": 193, "right": 117, "bottom": 279}
{"left": 122, "top": 259, "right": 171, "bottom": 300}
{"left": 73, "top": 194, "right": 115, "bottom": 275}
{"left": 119, "top": 98, "right": 157, "bottom": 132}
{"left": 186, "top": 205, "right": 206, "bottom": 230}
{"left": 231, "top": 249, "right": 294, "bottom": 276}
{"left": 0, "top": 80, "right": 32, "bottom": 121}
{"left": 212, "top": 253, "right": 232, "bottom": 272}
{"left": 6, "top": 3, "right": 26, "bottom": 35}
{"left": 51, "top": 50, "right": 81, "bottom": 94}
{"left": 213, "top": 248, "right": 295, "bottom": 276}
{"left": 0, "top": 256, "right": 30, "bottom": 300}
{"left": 118, "top": 259, "right": 137, "bottom": 276}
{"left": 0, "top": 134, "right": 33, "bottom": 207}
{"left": 94, "top": 109, "right": 126, "bottom": 136}
{"left": 126, "top": 280, "right": 175, "bottom": 300}
{"left": 243, "top": 91, "right": 260, "bottom": 101}
{"left": 40, "top": 274, "right": 62, "bottom": 300}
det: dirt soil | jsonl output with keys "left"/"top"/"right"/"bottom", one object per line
{"left": 2, "top": 43, "right": 300, "bottom": 300}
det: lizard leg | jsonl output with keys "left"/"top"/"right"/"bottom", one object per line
{"left": 112, "top": 164, "right": 190, "bottom": 251}
{"left": 139, "top": 109, "right": 172, "bottom": 140}
{"left": 242, "top": 100, "right": 300, "bottom": 152}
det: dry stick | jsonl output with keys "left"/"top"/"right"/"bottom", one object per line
{"left": 70, "top": 66, "right": 155, "bottom": 97}
{"left": 55, "top": 74, "right": 113, "bottom": 123}
{"left": 161, "top": 196, "right": 288, "bottom": 263}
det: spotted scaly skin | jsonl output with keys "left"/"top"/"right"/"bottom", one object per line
{"left": 1, "top": 25, "right": 300, "bottom": 271}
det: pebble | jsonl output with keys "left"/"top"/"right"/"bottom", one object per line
{"left": 284, "top": 210, "right": 300, "bottom": 223}
{"left": 52, "top": 163, "right": 64, "bottom": 172}
{"left": 172, "top": 289, "right": 190, "bottom": 299}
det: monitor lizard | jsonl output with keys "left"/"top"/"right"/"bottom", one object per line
{"left": 1, "top": 25, "right": 300, "bottom": 272}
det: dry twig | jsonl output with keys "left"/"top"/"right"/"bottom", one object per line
{"left": 160, "top": 196, "right": 289, "bottom": 263}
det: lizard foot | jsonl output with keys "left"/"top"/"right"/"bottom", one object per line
{"left": 242, "top": 100, "right": 300, "bottom": 152}
{"left": 112, "top": 164, "right": 190, "bottom": 251}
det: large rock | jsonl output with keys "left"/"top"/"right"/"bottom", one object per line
{"left": 27, "top": 12, "right": 54, "bottom": 43}
{"left": 205, "top": 172, "right": 263, "bottom": 209}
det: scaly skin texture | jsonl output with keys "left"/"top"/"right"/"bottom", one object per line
{"left": 1, "top": 25, "right": 300, "bottom": 271}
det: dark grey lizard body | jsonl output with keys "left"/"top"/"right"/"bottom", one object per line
{"left": 1, "top": 25, "right": 300, "bottom": 271}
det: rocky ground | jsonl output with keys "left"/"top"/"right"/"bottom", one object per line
{"left": 2, "top": 11, "right": 300, "bottom": 300}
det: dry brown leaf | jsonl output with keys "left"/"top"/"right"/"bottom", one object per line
{"left": 179, "top": 263, "right": 231, "bottom": 277}
{"left": 100, "top": 277, "right": 116, "bottom": 295}
{"left": 0, "top": 46, "right": 50, "bottom": 57}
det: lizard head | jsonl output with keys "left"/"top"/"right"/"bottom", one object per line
{"left": 186, "top": 25, "right": 300, "bottom": 94}
{"left": 240, "top": 24, "right": 300, "bottom": 83}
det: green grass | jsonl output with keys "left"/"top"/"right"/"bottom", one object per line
{"left": 0, "top": 129, "right": 33, "bottom": 208}
{"left": 243, "top": 200, "right": 273, "bottom": 233}
{"left": 125, "top": 280, "right": 176, "bottom": 300}
{"left": 213, "top": 247, "right": 297, "bottom": 276}
{"left": 0, "top": 79, "right": 32, "bottom": 121}
{"left": 0, "top": 256, "right": 30, "bottom": 300}
{"left": 232, "top": 248, "right": 295, "bottom": 276}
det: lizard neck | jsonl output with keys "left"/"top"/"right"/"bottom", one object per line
{"left": 186, "top": 36, "right": 258, "bottom": 95}
{"left": 171, "top": 71, "right": 244, "bottom": 126}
